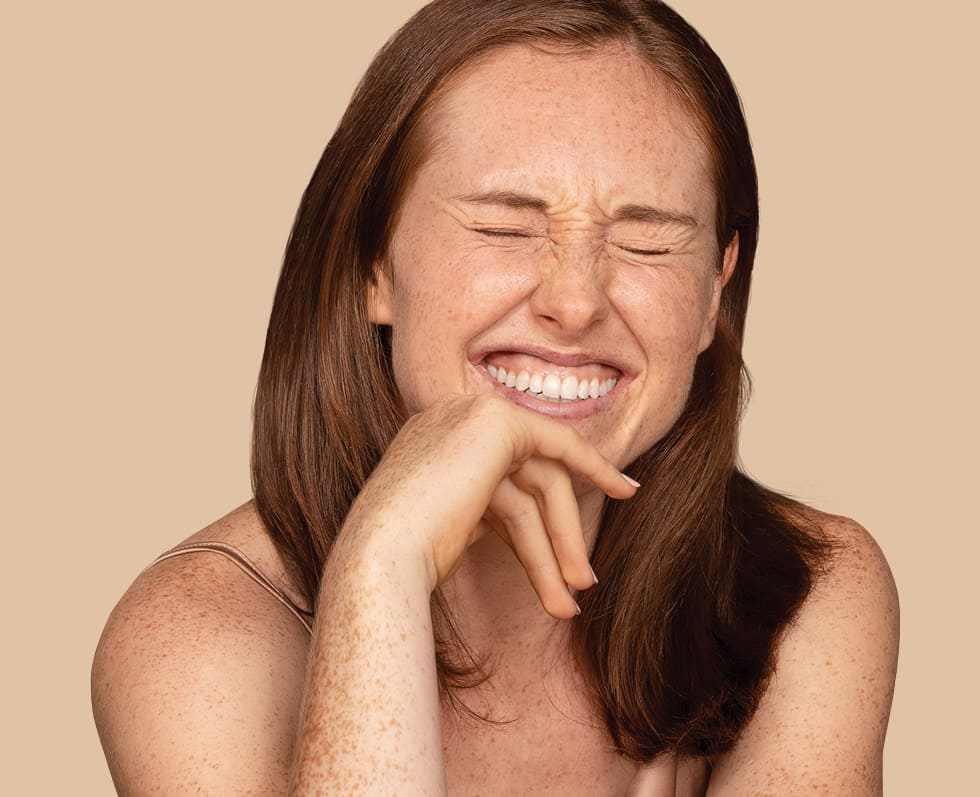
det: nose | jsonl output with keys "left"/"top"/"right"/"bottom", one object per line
{"left": 529, "top": 244, "right": 610, "bottom": 336}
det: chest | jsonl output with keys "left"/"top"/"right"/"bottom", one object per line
{"left": 438, "top": 666, "right": 712, "bottom": 797}
{"left": 441, "top": 691, "right": 640, "bottom": 796}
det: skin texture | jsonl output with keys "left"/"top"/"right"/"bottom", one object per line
{"left": 91, "top": 45, "right": 899, "bottom": 795}
{"left": 371, "top": 44, "right": 734, "bottom": 477}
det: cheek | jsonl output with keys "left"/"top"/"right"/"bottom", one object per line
{"left": 385, "top": 250, "right": 499, "bottom": 411}
{"left": 386, "top": 286, "right": 445, "bottom": 409}
{"left": 616, "top": 266, "right": 717, "bottom": 358}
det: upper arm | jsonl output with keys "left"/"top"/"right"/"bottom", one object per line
{"left": 708, "top": 517, "right": 900, "bottom": 797}
{"left": 91, "top": 555, "right": 311, "bottom": 796}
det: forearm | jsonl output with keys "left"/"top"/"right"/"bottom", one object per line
{"left": 290, "top": 531, "right": 446, "bottom": 795}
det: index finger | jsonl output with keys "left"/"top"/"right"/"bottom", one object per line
{"left": 511, "top": 410, "right": 639, "bottom": 500}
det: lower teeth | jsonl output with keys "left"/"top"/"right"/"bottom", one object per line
{"left": 528, "top": 391, "right": 583, "bottom": 402}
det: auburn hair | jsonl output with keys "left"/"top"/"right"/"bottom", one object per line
{"left": 252, "top": 0, "right": 831, "bottom": 762}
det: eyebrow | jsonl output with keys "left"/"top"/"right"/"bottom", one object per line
{"left": 454, "top": 191, "right": 699, "bottom": 227}
{"left": 454, "top": 190, "right": 549, "bottom": 211}
{"left": 613, "top": 203, "right": 699, "bottom": 228}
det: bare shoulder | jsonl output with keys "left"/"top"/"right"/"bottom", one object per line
{"left": 91, "top": 502, "right": 311, "bottom": 795}
{"left": 708, "top": 509, "right": 899, "bottom": 796}
{"left": 799, "top": 507, "right": 899, "bottom": 627}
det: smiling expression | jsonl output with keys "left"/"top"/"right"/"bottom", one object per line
{"left": 369, "top": 43, "right": 737, "bottom": 470}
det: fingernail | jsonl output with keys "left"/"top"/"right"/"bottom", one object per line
{"left": 621, "top": 473, "right": 641, "bottom": 488}
{"left": 574, "top": 601, "right": 582, "bottom": 615}
{"left": 589, "top": 566, "right": 599, "bottom": 585}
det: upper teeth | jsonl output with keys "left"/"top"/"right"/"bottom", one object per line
{"left": 486, "top": 363, "right": 617, "bottom": 401}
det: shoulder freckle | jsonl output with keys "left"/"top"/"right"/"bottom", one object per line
{"left": 93, "top": 551, "right": 310, "bottom": 792}
{"left": 823, "top": 515, "right": 897, "bottom": 600}
{"left": 795, "top": 512, "right": 900, "bottom": 670}
{"left": 710, "top": 512, "right": 899, "bottom": 790}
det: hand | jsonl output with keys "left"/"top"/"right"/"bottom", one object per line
{"left": 342, "top": 393, "right": 637, "bottom": 618}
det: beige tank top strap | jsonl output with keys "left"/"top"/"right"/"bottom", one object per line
{"left": 150, "top": 541, "right": 313, "bottom": 635}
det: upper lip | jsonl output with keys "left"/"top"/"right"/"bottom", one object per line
{"left": 469, "top": 343, "right": 634, "bottom": 376}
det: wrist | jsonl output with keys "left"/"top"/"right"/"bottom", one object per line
{"left": 330, "top": 516, "right": 438, "bottom": 598}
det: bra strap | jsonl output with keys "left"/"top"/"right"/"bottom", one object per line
{"left": 150, "top": 541, "right": 313, "bottom": 635}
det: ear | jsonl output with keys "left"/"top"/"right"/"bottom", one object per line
{"left": 697, "top": 232, "right": 739, "bottom": 352}
{"left": 367, "top": 263, "right": 394, "bottom": 325}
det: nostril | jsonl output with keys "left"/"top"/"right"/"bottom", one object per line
{"left": 530, "top": 287, "right": 609, "bottom": 334}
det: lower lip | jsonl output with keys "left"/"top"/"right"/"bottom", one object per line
{"left": 474, "top": 365, "right": 624, "bottom": 420}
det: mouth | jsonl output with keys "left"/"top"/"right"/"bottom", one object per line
{"left": 474, "top": 349, "right": 628, "bottom": 416}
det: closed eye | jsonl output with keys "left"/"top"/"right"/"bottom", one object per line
{"left": 615, "top": 244, "right": 671, "bottom": 256}
{"left": 474, "top": 228, "right": 534, "bottom": 239}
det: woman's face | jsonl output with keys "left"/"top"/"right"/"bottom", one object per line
{"left": 370, "top": 43, "right": 736, "bottom": 470}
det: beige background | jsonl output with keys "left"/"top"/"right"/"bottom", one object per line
{"left": 3, "top": 1, "right": 976, "bottom": 793}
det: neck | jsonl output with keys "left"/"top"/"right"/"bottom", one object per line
{"left": 440, "top": 490, "right": 607, "bottom": 668}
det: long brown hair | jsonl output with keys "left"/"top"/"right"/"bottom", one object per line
{"left": 252, "top": 0, "right": 831, "bottom": 761}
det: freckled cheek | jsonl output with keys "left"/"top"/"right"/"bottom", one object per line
{"left": 386, "top": 264, "right": 485, "bottom": 410}
{"left": 416, "top": 249, "right": 537, "bottom": 319}
{"left": 617, "top": 276, "right": 712, "bottom": 356}
{"left": 392, "top": 259, "right": 486, "bottom": 332}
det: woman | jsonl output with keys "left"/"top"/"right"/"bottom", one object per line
{"left": 92, "top": 1, "right": 899, "bottom": 793}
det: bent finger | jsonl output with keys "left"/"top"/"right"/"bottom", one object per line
{"left": 511, "top": 412, "right": 639, "bottom": 500}
{"left": 509, "top": 458, "right": 595, "bottom": 591}
{"left": 487, "top": 479, "right": 581, "bottom": 620}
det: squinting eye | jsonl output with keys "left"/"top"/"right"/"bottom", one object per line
{"left": 475, "top": 228, "right": 533, "bottom": 239}
{"left": 616, "top": 244, "right": 671, "bottom": 257}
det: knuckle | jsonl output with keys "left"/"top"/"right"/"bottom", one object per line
{"left": 522, "top": 559, "right": 552, "bottom": 576}
{"left": 495, "top": 504, "right": 538, "bottom": 530}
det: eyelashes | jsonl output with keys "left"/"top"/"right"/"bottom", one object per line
{"left": 475, "top": 228, "right": 534, "bottom": 239}
{"left": 472, "top": 228, "right": 672, "bottom": 258}
{"left": 614, "top": 244, "right": 671, "bottom": 257}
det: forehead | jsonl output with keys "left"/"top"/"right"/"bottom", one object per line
{"left": 415, "top": 42, "right": 715, "bottom": 218}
